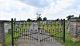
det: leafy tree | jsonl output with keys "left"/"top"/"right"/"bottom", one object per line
{"left": 27, "top": 18, "right": 32, "bottom": 22}
{"left": 32, "top": 20, "right": 36, "bottom": 22}
{"left": 66, "top": 15, "right": 74, "bottom": 20}
{"left": 43, "top": 17, "right": 47, "bottom": 21}
{"left": 37, "top": 17, "right": 42, "bottom": 21}
{"left": 56, "top": 18, "right": 59, "bottom": 21}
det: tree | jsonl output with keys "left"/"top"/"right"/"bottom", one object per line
{"left": 43, "top": 17, "right": 47, "bottom": 21}
{"left": 32, "top": 20, "right": 36, "bottom": 22}
{"left": 66, "top": 15, "right": 74, "bottom": 20}
{"left": 37, "top": 17, "right": 42, "bottom": 21}
{"left": 56, "top": 18, "right": 59, "bottom": 21}
{"left": 27, "top": 18, "right": 31, "bottom": 22}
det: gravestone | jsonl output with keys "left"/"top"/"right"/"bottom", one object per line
{"left": 69, "top": 19, "right": 80, "bottom": 41}
{"left": 0, "top": 21, "right": 5, "bottom": 46}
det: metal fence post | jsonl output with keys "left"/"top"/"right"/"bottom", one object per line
{"left": 11, "top": 18, "right": 14, "bottom": 46}
{"left": 63, "top": 19, "right": 65, "bottom": 42}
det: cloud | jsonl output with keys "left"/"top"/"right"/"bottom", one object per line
{"left": 0, "top": 0, "right": 80, "bottom": 20}
{"left": 0, "top": 0, "right": 37, "bottom": 20}
{"left": 20, "top": 0, "right": 54, "bottom": 8}
{"left": 41, "top": 0, "right": 77, "bottom": 19}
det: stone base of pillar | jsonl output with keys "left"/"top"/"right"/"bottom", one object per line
{"left": 72, "top": 37, "right": 80, "bottom": 42}
{"left": 0, "top": 44, "right": 2, "bottom": 46}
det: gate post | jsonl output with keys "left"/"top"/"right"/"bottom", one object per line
{"left": 0, "top": 21, "right": 5, "bottom": 46}
{"left": 11, "top": 18, "right": 14, "bottom": 46}
{"left": 63, "top": 19, "right": 65, "bottom": 42}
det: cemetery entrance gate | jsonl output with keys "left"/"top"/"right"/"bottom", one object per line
{"left": 11, "top": 18, "right": 65, "bottom": 46}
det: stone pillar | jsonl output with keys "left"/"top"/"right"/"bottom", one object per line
{"left": 69, "top": 19, "right": 80, "bottom": 42}
{"left": 0, "top": 21, "right": 5, "bottom": 46}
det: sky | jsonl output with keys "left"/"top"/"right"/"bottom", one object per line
{"left": 0, "top": 0, "right": 80, "bottom": 20}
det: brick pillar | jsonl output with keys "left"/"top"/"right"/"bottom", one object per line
{"left": 0, "top": 21, "right": 5, "bottom": 46}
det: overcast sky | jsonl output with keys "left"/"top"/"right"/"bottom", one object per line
{"left": 0, "top": 0, "right": 80, "bottom": 20}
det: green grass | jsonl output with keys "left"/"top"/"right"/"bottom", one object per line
{"left": 5, "top": 33, "right": 11, "bottom": 46}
